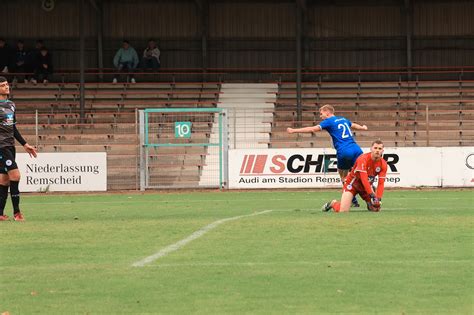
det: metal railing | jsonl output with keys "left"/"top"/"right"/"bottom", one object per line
{"left": 5, "top": 66, "right": 474, "bottom": 83}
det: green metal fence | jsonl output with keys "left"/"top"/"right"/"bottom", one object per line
{"left": 139, "top": 108, "right": 227, "bottom": 189}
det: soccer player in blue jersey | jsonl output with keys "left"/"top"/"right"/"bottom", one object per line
{"left": 287, "top": 104, "right": 368, "bottom": 207}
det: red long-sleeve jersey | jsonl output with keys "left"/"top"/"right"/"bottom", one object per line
{"left": 344, "top": 152, "right": 388, "bottom": 199}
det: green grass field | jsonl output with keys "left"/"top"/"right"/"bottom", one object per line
{"left": 0, "top": 190, "right": 472, "bottom": 314}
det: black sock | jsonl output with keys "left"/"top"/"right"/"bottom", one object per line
{"left": 0, "top": 184, "right": 9, "bottom": 216}
{"left": 10, "top": 180, "right": 20, "bottom": 214}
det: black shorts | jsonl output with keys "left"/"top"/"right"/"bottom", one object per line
{"left": 0, "top": 146, "right": 18, "bottom": 174}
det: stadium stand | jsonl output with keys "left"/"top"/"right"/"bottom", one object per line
{"left": 10, "top": 81, "right": 221, "bottom": 190}
{"left": 7, "top": 71, "right": 474, "bottom": 189}
{"left": 268, "top": 79, "right": 474, "bottom": 148}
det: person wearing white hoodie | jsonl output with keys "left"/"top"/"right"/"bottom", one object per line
{"left": 140, "top": 39, "right": 161, "bottom": 71}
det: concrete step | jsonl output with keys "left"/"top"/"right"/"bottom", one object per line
{"left": 221, "top": 83, "right": 277, "bottom": 89}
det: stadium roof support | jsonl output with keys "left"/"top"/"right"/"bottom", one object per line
{"left": 296, "top": 0, "right": 305, "bottom": 125}
{"left": 196, "top": 0, "right": 209, "bottom": 72}
{"left": 78, "top": 0, "right": 104, "bottom": 121}
{"left": 92, "top": 0, "right": 104, "bottom": 80}
{"left": 79, "top": 0, "right": 85, "bottom": 122}
{"left": 404, "top": 0, "right": 413, "bottom": 79}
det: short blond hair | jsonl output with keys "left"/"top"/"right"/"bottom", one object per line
{"left": 319, "top": 104, "right": 335, "bottom": 114}
{"left": 372, "top": 139, "right": 384, "bottom": 147}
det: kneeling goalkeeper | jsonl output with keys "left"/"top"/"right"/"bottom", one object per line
{"left": 322, "top": 139, "right": 387, "bottom": 212}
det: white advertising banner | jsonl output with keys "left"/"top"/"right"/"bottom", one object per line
{"left": 16, "top": 152, "right": 107, "bottom": 192}
{"left": 228, "top": 147, "right": 474, "bottom": 189}
{"left": 441, "top": 147, "right": 474, "bottom": 187}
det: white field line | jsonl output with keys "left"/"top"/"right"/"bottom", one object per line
{"left": 132, "top": 210, "right": 273, "bottom": 267}
{"left": 150, "top": 259, "right": 472, "bottom": 268}
{"left": 21, "top": 196, "right": 471, "bottom": 207}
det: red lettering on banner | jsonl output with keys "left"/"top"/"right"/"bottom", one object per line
{"left": 240, "top": 155, "right": 248, "bottom": 174}
{"left": 252, "top": 155, "right": 268, "bottom": 174}
{"left": 270, "top": 155, "right": 286, "bottom": 173}
{"left": 244, "top": 155, "right": 255, "bottom": 174}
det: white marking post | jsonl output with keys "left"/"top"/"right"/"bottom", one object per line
{"left": 132, "top": 210, "right": 273, "bottom": 267}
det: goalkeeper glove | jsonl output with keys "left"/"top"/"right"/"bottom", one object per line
{"left": 369, "top": 193, "right": 381, "bottom": 210}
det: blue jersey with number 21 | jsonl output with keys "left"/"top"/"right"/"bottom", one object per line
{"left": 318, "top": 116, "right": 358, "bottom": 152}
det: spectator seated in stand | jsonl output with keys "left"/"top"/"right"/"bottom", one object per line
{"left": 13, "top": 40, "right": 29, "bottom": 84}
{"left": 28, "top": 40, "right": 45, "bottom": 84}
{"left": 0, "top": 39, "right": 13, "bottom": 75}
{"left": 140, "top": 39, "right": 161, "bottom": 71}
{"left": 113, "top": 40, "right": 139, "bottom": 84}
{"left": 32, "top": 47, "right": 53, "bottom": 85}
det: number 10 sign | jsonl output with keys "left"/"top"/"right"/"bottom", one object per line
{"left": 175, "top": 122, "right": 192, "bottom": 138}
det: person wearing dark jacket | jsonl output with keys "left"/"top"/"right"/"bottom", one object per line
{"left": 32, "top": 47, "right": 53, "bottom": 84}
{"left": 0, "top": 39, "right": 13, "bottom": 74}
{"left": 27, "top": 40, "right": 45, "bottom": 84}
{"left": 13, "top": 40, "right": 29, "bottom": 84}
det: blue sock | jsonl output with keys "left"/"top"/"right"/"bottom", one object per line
{"left": 352, "top": 196, "right": 359, "bottom": 205}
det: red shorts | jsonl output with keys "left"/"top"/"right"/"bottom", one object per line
{"left": 343, "top": 180, "right": 372, "bottom": 203}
